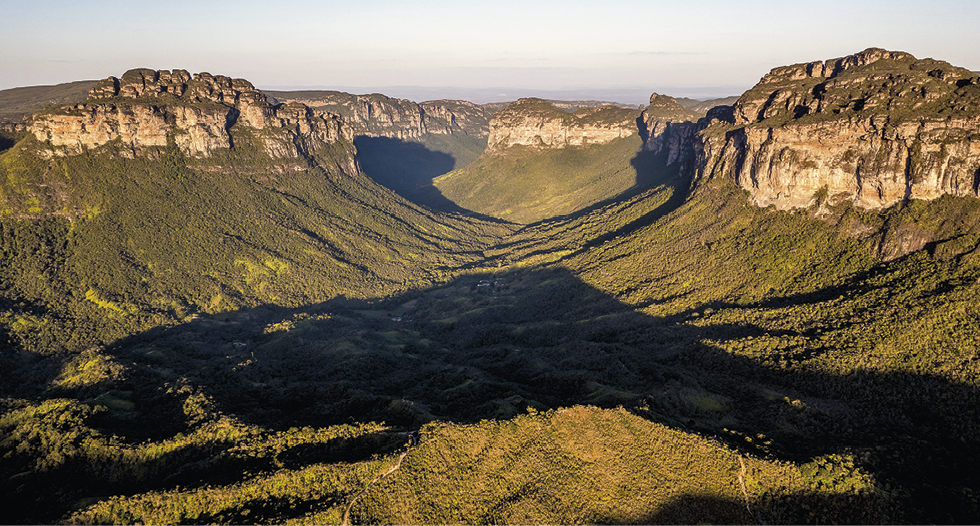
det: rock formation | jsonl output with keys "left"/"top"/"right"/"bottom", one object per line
{"left": 640, "top": 93, "right": 701, "bottom": 168}
{"left": 486, "top": 98, "right": 641, "bottom": 152}
{"left": 269, "top": 91, "right": 491, "bottom": 140}
{"left": 28, "top": 68, "right": 354, "bottom": 161}
{"left": 694, "top": 48, "right": 980, "bottom": 210}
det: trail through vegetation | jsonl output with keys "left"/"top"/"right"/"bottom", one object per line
{"left": 342, "top": 449, "right": 409, "bottom": 526}
{"left": 1, "top": 117, "right": 979, "bottom": 523}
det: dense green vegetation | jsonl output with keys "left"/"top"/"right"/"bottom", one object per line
{"left": 352, "top": 407, "right": 881, "bottom": 525}
{"left": 0, "top": 129, "right": 510, "bottom": 359}
{"left": 3, "top": 78, "right": 980, "bottom": 524}
{"left": 355, "top": 134, "right": 489, "bottom": 214}
{"left": 435, "top": 134, "right": 658, "bottom": 223}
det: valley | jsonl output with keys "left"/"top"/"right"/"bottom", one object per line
{"left": 2, "top": 48, "right": 980, "bottom": 524}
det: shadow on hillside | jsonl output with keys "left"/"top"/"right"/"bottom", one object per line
{"left": 574, "top": 148, "right": 691, "bottom": 252}
{"left": 0, "top": 135, "right": 15, "bottom": 156}
{"left": 6, "top": 267, "right": 980, "bottom": 522}
{"left": 0, "top": 299, "right": 66, "bottom": 399}
{"left": 629, "top": 490, "right": 892, "bottom": 525}
{"left": 491, "top": 146, "right": 692, "bottom": 265}
{"left": 355, "top": 136, "right": 489, "bottom": 217}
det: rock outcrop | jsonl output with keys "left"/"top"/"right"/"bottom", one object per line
{"left": 486, "top": 98, "right": 640, "bottom": 152}
{"left": 28, "top": 68, "right": 354, "bottom": 161}
{"left": 269, "top": 91, "right": 491, "bottom": 140}
{"left": 640, "top": 93, "right": 701, "bottom": 168}
{"left": 695, "top": 48, "right": 980, "bottom": 210}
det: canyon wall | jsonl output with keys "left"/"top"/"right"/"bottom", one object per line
{"left": 694, "top": 48, "right": 980, "bottom": 210}
{"left": 270, "top": 91, "right": 491, "bottom": 140}
{"left": 28, "top": 69, "right": 354, "bottom": 161}
{"left": 486, "top": 98, "right": 641, "bottom": 152}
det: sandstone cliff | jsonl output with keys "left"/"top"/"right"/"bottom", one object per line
{"left": 694, "top": 48, "right": 980, "bottom": 210}
{"left": 486, "top": 98, "right": 640, "bottom": 152}
{"left": 28, "top": 69, "right": 354, "bottom": 161}
{"left": 640, "top": 93, "right": 701, "bottom": 169}
{"left": 268, "top": 90, "right": 491, "bottom": 140}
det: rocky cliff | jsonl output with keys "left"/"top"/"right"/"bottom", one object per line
{"left": 28, "top": 69, "right": 354, "bottom": 161}
{"left": 694, "top": 48, "right": 980, "bottom": 210}
{"left": 269, "top": 90, "right": 491, "bottom": 140}
{"left": 486, "top": 98, "right": 641, "bottom": 152}
{"left": 640, "top": 93, "right": 702, "bottom": 169}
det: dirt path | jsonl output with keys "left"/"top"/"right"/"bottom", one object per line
{"left": 342, "top": 449, "right": 410, "bottom": 526}
{"left": 737, "top": 455, "right": 752, "bottom": 515}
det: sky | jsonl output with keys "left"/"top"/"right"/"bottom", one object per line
{"left": 2, "top": 0, "right": 978, "bottom": 103}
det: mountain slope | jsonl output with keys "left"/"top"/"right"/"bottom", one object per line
{"left": 268, "top": 90, "right": 493, "bottom": 211}
{"left": 0, "top": 80, "right": 97, "bottom": 122}
{"left": 3, "top": 50, "right": 980, "bottom": 525}
{"left": 434, "top": 98, "right": 671, "bottom": 223}
{"left": 696, "top": 47, "right": 980, "bottom": 210}
{"left": 0, "top": 70, "right": 513, "bottom": 357}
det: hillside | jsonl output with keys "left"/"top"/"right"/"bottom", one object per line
{"left": 434, "top": 98, "right": 683, "bottom": 223}
{"left": 267, "top": 90, "right": 492, "bottom": 211}
{"left": 2, "top": 50, "right": 980, "bottom": 525}
{"left": 0, "top": 80, "right": 98, "bottom": 123}
{"left": 0, "top": 69, "right": 512, "bottom": 358}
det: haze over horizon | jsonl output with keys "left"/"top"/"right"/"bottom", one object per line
{"left": 3, "top": 0, "right": 979, "bottom": 103}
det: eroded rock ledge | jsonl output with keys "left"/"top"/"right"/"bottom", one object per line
{"left": 486, "top": 98, "right": 642, "bottom": 152}
{"left": 272, "top": 91, "right": 491, "bottom": 141}
{"left": 28, "top": 68, "right": 354, "bottom": 160}
{"left": 696, "top": 48, "right": 980, "bottom": 210}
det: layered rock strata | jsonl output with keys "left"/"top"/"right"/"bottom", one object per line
{"left": 28, "top": 68, "right": 353, "bottom": 160}
{"left": 486, "top": 98, "right": 641, "bottom": 152}
{"left": 640, "top": 93, "right": 701, "bottom": 168}
{"left": 695, "top": 48, "right": 980, "bottom": 209}
{"left": 270, "top": 91, "right": 491, "bottom": 140}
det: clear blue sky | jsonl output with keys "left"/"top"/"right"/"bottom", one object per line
{"left": 2, "top": 0, "right": 978, "bottom": 102}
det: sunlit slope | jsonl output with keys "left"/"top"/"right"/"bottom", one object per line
{"left": 436, "top": 134, "right": 649, "bottom": 223}
{"left": 0, "top": 132, "right": 512, "bottom": 355}
{"left": 351, "top": 406, "right": 879, "bottom": 525}
{"left": 435, "top": 100, "right": 650, "bottom": 223}
{"left": 490, "top": 174, "right": 980, "bottom": 521}
{"left": 38, "top": 407, "right": 880, "bottom": 525}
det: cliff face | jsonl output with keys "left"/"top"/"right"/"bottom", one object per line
{"left": 486, "top": 98, "right": 640, "bottom": 152}
{"left": 640, "top": 93, "right": 702, "bottom": 168}
{"left": 270, "top": 91, "right": 491, "bottom": 140}
{"left": 28, "top": 68, "right": 354, "bottom": 161}
{"left": 695, "top": 48, "right": 980, "bottom": 210}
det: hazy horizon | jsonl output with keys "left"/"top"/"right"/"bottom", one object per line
{"left": 260, "top": 85, "right": 745, "bottom": 105}
{"left": 3, "top": 0, "right": 978, "bottom": 99}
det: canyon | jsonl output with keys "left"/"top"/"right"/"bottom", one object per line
{"left": 3, "top": 50, "right": 980, "bottom": 525}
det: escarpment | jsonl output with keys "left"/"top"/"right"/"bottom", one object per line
{"left": 269, "top": 90, "right": 491, "bottom": 140}
{"left": 640, "top": 93, "right": 702, "bottom": 169}
{"left": 694, "top": 48, "right": 980, "bottom": 210}
{"left": 434, "top": 98, "right": 695, "bottom": 223}
{"left": 486, "top": 98, "right": 641, "bottom": 152}
{"left": 28, "top": 68, "right": 354, "bottom": 162}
